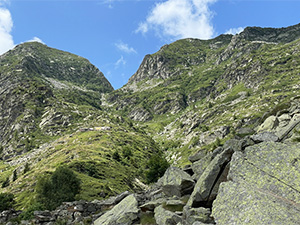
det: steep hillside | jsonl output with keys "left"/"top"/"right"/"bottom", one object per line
{"left": 0, "top": 42, "right": 113, "bottom": 159}
{"left": 0, "top": 43, "right": 162, "bottom": 210}
{"left": 106, "top": 23, "right": 300, "bottom": 165}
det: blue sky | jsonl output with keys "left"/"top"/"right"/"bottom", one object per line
{"left": 0, "top": 0, "right": 300, "bottom": 89}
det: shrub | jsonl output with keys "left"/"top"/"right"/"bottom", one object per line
{"left": 0, "top": 193, "right": 15, "bottom": 211}
{"left": 19, "top": 202, "right": 44, "bottom": 220}
{"left": 2, "top": 177, "right": 10, "bottom": 188}
{"left": 24, "top": 163, "right": 30, "bottom": 174}
{"left": 13, "top": 170, "right": 17, "bottom": 182}
{"left": 122, "top": 147, "right": 132, "bottom": 159}
{"left": 145, "top": 152, "right": 169, "bottom": 184}
{"left": 36, "top": 166, "right": 81, "bottom": 210}
{"left": 112, "top": 151, "right": 121, "bottom": 162}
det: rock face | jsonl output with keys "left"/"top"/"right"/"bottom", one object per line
{"left": 94, "top": 195, "right": 140, "bottom": 225}
{"left": 186, "top": 148, "right": 233, "bottom": 208}
{"left": 212, "top": 142, "right": 300, "bottom": 224}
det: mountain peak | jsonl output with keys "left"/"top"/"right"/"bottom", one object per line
{"left": 2, "top": 42, "right": 114, "bottom": 93}
{"left": 239, "top": 22, "right": 300, "bottom": 43}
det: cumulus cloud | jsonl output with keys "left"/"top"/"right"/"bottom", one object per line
{"left": 136, "top": 0, "right": 217, "bottom": 40}
{"left": 26, "top": 37, "right": 45, "bottom": 44}
{"left": 115, "top": 41, "right": 137, "bottom": 54}
{"left": 225, "top": 27, "right": 244, "bottom": 35}
{"left": 0, "top": 7, "right": 14, "bottom": 55}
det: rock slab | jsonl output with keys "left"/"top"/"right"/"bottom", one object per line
{"left": 212, "top": 142, "right": 300, "bottom": 224}
{"left": 94, "top": 195, "right": 140, "bottom": 225}
{"left": 158, "top": 167, "right": 195, "bottom": 197}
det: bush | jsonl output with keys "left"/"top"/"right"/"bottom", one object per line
{"left": 19, "top": 202, "right": 44, "bottom": 220}
{"left": 2, "top": 177, "right": 10, "bottom": 188}
{"left": 0, "top": 193, "right": 15, "bottom": 211}
{"left": 36, "top": 166, "right": 81, "bottom": 210}
{"left": 24, "top": 163, "right": 30, "bottom": 174}
{"left": 112, "top": 151, "right": 121, "bottom": 162}
{"left": 145, "top": 152, "right": 169, "bottom": 184}
{"left": 122, "top": 147, "right": 132, "bottom": 159}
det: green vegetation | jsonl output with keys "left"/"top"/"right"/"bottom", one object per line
{"left": 2, "top": 26, "right": 300, "bottom": 214}
{"left": 36, "top": 166, "right": 81, "bottom": 210}
{"left": 0, "top": 193, "right": 15, "bottom": 211}
{"left": 145, "top": 152, "right": 170, "bottom": 184}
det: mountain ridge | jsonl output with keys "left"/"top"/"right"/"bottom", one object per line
{"left": 1, "top": 23, "right": 300, "bottom": 224}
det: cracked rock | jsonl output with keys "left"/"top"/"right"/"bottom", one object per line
{"left": 212, "top": 142, "right": 300, "bottom": 224}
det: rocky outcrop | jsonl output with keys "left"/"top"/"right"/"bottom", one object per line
{"left": 240, "top": 23, "right": 300, "bottom": 43}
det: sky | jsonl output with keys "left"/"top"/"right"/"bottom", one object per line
{"left": 0, "top": 0, "right": 300, "bottom": 89}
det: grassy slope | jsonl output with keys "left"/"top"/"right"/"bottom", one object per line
{"left": 0, "top": 43, "right": 160, "bottom": 210}
{"left": 1, "top": 111, "right": 159, "bottom": 210}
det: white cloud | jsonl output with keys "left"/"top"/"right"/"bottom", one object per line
{"left": 26, "top": 37, "right": 45, "bottom": 44}
{"left": 115, "top": 41, "right": 137, "bottom": 54}
{"left": 225, "top": 27, "right": 244, "bottom": 35}
{"left": 136, "top": 0, "right": 217, "bottom": 40}
{"left": 115, "top": 55, "right": 126, "bottom": 68}
{"left": 0, "top": 7, "right": 14, "bottom": 55}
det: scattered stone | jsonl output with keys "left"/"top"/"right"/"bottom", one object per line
{"left": 236, "top": 127, "right": 255, "bottom": 136}
{"left": 140, "top": 198, "right": 166, "bottom": 212}
{"left": 34, "top": 211, "right": 53, "bottom": 223}
{"left": 251, "top": 131, "right": 279, "bottom": 143}
{"left": 154, "top": 205, "right": 181, "bottom": 225}
{"left": 257, "top": 115, "right": 279, "bottom": 132}
{"left": 183, "top": 207, "right": 214, "bottom": 224}
{"left": 0, "top": 210, "right": 22, "bottom": 224}
{"left": 188, "top": 150, "right": 207, "bottom": 163}
{"left": 158, "top": 167, "right": 195, "bottom": 197}
{"left": 94, "top": 195, "right": 140, "bottom": 225}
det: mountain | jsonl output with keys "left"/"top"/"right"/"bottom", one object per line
{"left": 106, "top": 22, "right": 300, "bottom": 165}
{"left": 0, "top": 42, "right": 161, "bottom": 210}
{"left": 0, "top": 42, "right": 113, "bottom": 159}
{"left": 2, "top": 23, "right": 300, "bottom": 224}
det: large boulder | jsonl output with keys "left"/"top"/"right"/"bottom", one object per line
{"left": 94, "top": 195, "right": 140, "bottom": 225}
{"left": 212, "top": 142, "right": 300, "bottom": 224}
{"left": 250, "top": 131, "right": 279, "bottom": 143}
{"left": 154, "top": 205, "right": 181, "bottom": 225}
{"left": 257, "top": 115, "right": 279, "bottom": 132}
{"left": 158, "top": 167, "right": 195, "bottom": 197}
{"left": 186, "top": 147, "right": 234, "bottom": 208}
{"left": 192, "top": 147, "right": 223, "bottom": 180}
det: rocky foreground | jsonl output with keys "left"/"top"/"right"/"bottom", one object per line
{"left": 2, "top": 98, "right": 300, "bottom": 225}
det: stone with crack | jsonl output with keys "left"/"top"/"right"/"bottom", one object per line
{"left": 212, "top": 142, "right": 300, "bottom": 224}
{"left": 185, "top": 147, "right": 233, "bottom": 209}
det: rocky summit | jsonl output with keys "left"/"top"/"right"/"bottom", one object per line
{"left": 1, "top": 23, "right": 300, "bottom": 224}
